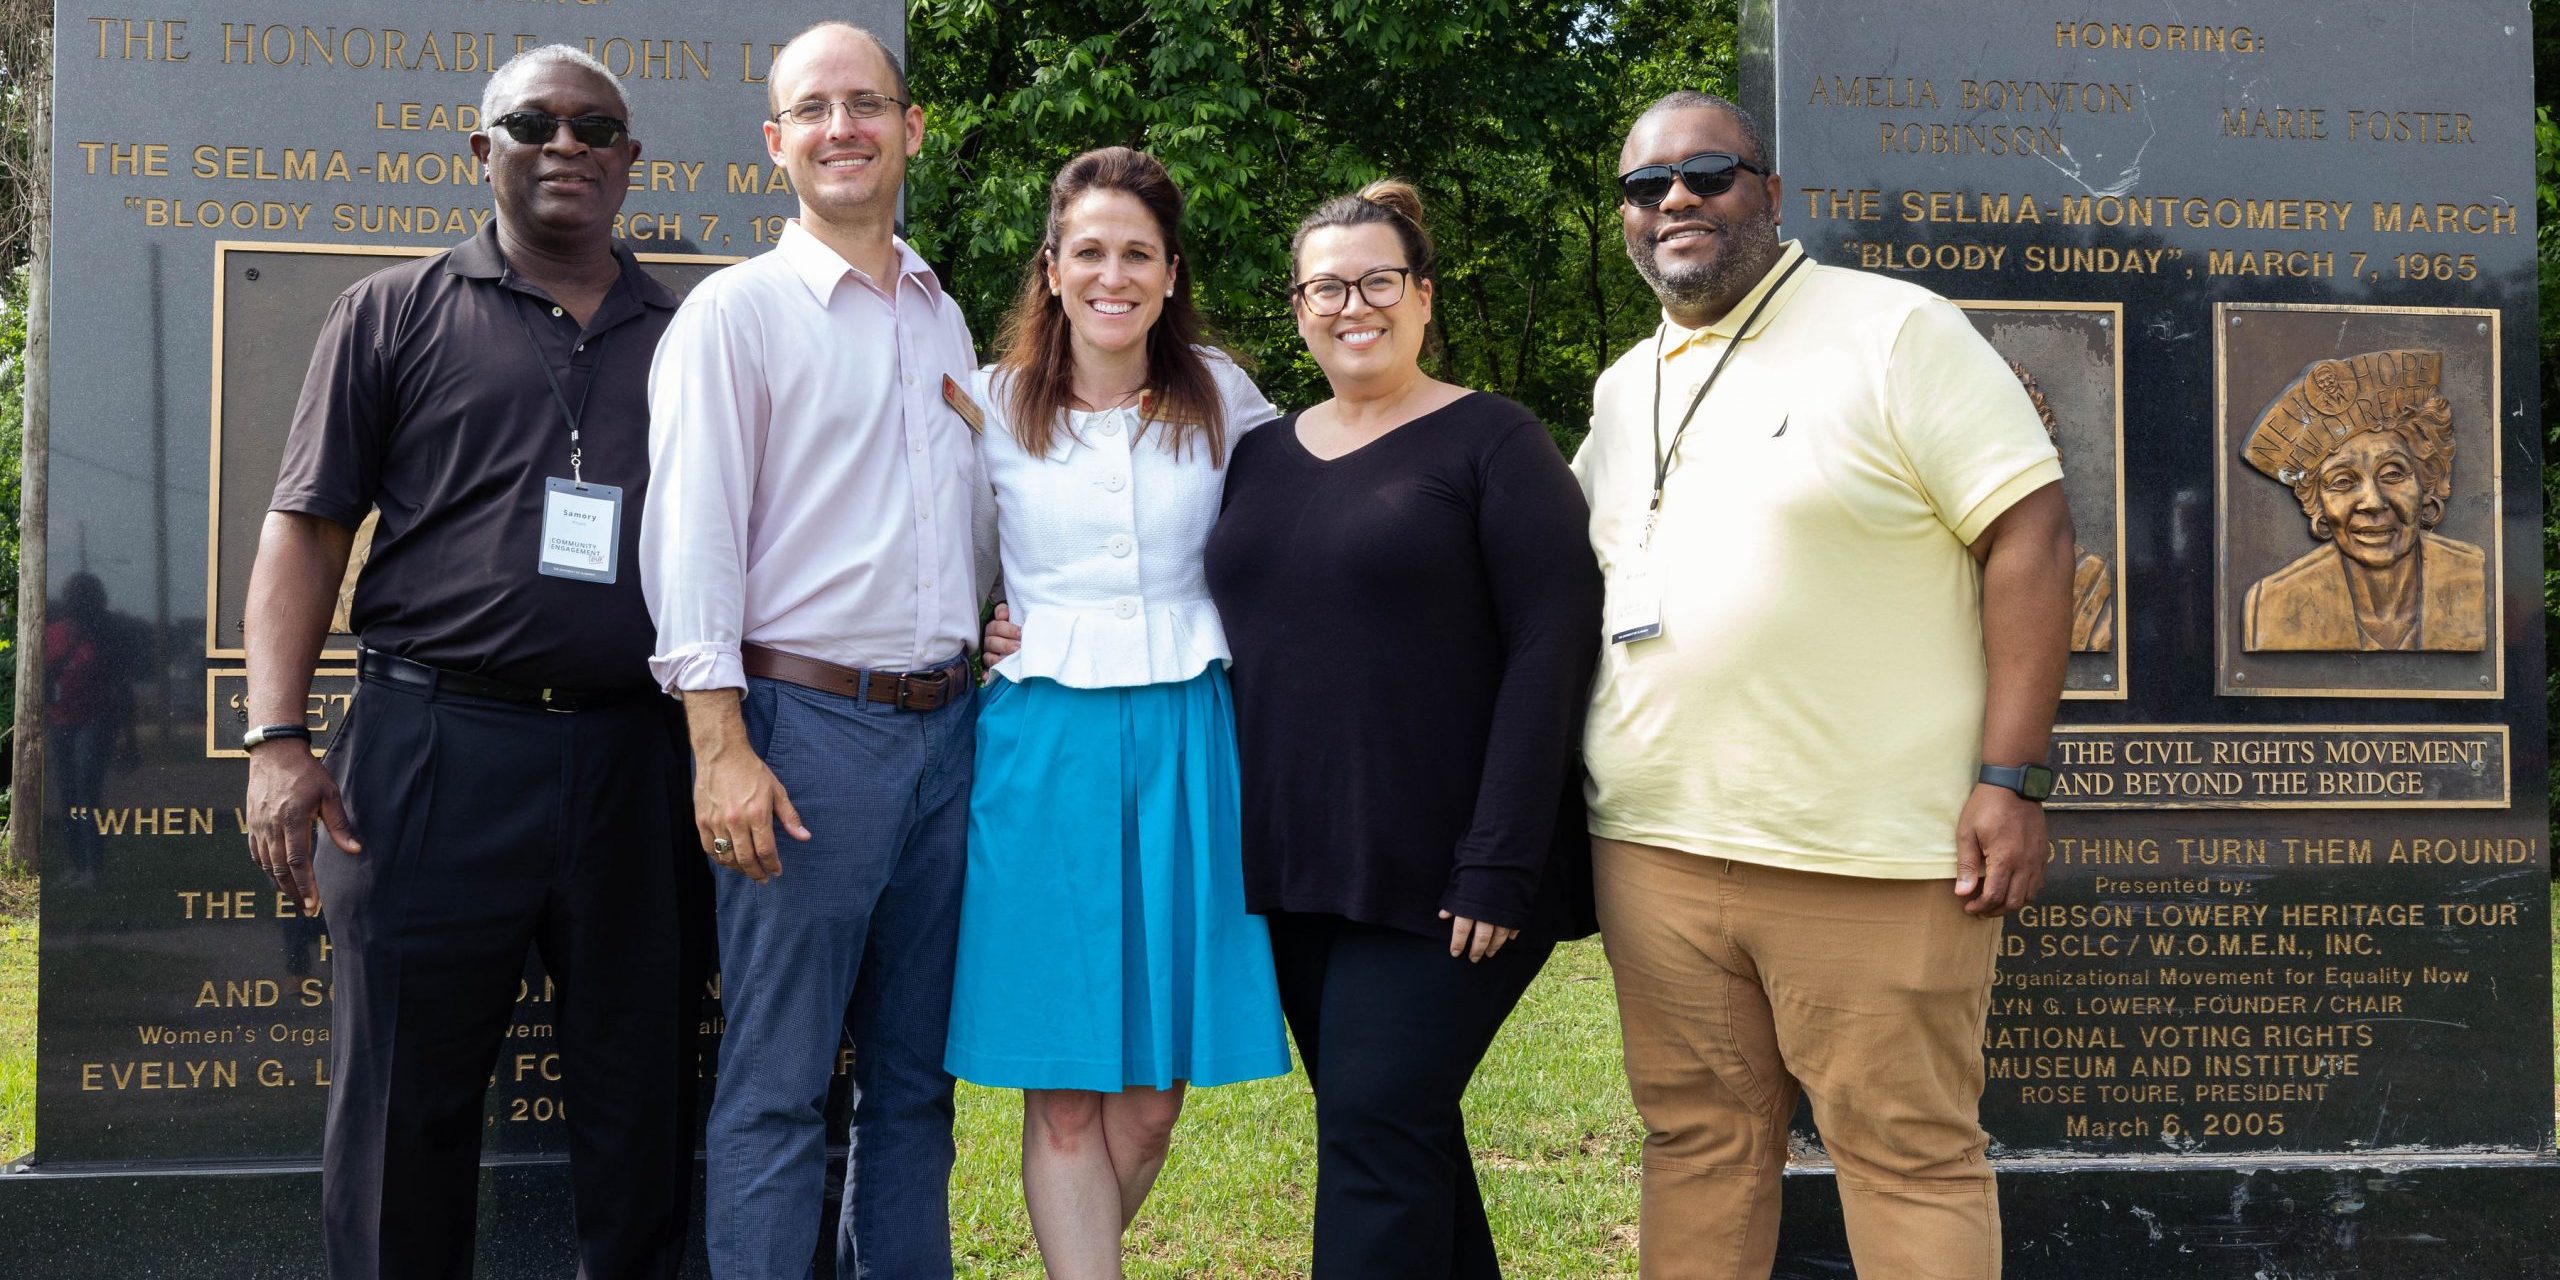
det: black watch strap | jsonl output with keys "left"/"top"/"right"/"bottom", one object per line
{"left": 1978, "top": 762, "right": 2055, "bottom": 802}
{"left": 241, "top": 723, "right": 314, "bottom": 751}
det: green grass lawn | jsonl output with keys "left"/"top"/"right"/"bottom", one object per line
{"left": 0, "top": 865, "right": 31, "bottom": 1165}
{"left": 950, "top": 937, "right": 1639, "bottom": 1277}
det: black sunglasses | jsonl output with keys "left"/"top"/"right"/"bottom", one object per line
{"left": 490, "top": 110, "right": 629, "bottom": 149}
{"left": 1619, "top": 151, "right": 1766, "bottom": 207}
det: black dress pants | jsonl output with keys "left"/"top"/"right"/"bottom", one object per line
{"left": 1267, "top": 912, "right": 1555, "bottom": 1279}
{"left": 314, "top": 674, "right": 706, "bottom": 1280}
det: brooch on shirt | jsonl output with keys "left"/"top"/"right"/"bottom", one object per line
{"left": 941, "top": 374, "right": 985, "bottom": 434}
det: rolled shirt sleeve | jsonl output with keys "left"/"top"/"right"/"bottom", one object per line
{"left": 640, "top": 282, "right": 769, "bottom": 693}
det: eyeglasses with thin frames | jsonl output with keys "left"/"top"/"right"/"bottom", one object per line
{"left": 1291, "top": 267, "right": 1414, "bottom": 316}
{"left": 771, "top": 94, "right": 910, "bottom": 128}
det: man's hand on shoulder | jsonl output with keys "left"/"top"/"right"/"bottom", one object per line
{"left": 246, "top": 742, "right": 359, "bottom": 914}
{"left": 1954, "top": 782, "right": 2046, "bottom": 917}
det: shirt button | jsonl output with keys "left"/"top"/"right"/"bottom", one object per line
{"left": 920, "top": 579, "right": 935, "bottom": 590}
{"left": 912, "top": 440, "right": 925, "bottom": 452}
{"left": 574, "top": 343, "right": 585, "bottom": 352}
{"left": 550, "top": 306, "right": 563, "bottom": 317}
{"left": 1106, "top": 534, "right": 1133, "bottom": 558}
{"left": 1096, "top": 421, "right": 1120, "bottom": 438}
{"left": 1114, "top": 597, "right": 1139, "bottom": 619}
{"left": 1104, "top": 475, "right": 1126, "bottom": 493}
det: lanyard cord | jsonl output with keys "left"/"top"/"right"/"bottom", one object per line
{"left": 1648, "top": 254, "right": 1806, "bottom": 522}
{"left": 508, "top": 293, "right": 607, "bottom": 484}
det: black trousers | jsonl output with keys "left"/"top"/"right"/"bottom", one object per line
{"left": 314, "top": 674, "right": 707, "bottom": 1280}
{"left": 1267, "top": 913, "right": 1555, "bottom": 1280}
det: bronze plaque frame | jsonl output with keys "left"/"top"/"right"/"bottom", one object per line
{"left": 2212, "top": 302, "right": 2504, "bottom": 699}
{"left": 1957, "top": 299, "right": 2127, "bottom": 700}
{"left": 203, "top": 241, "right": 744, "bottom": 662}
{"left": 2047, "top": 723, "right": 2510, "bottom": 810}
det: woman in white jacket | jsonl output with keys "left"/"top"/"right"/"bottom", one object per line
{"left": 943, "top": 146, "right": 1289, "bottom": 1278}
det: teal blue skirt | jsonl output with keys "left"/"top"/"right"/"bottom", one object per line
{"left": 946, "top": 666, "right": 1290, "bottom": 1091}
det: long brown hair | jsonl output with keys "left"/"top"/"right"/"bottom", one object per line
{"left": 993, "top": 147, "right": 1231, "bottom": 464}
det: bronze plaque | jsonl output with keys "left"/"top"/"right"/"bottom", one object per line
{"left": 206, "top": 244, "right": 736, "bottom": 660}
{"left": 1959, "top": 301, "right": 2126, "bottom": 699}
{"left": 2215, "top": 304, "right": 2502, "bottom": 697}
{"left": 2048, "top": 725, "right": 2508, "bottom": 810}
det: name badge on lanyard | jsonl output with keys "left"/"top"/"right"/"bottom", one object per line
{"left": 514, "top": 293, "right": 619, "bottom": 583}
{"left": 1613, "top": 255, "right": 1804, "bottom": 646}
{"left": 1607, "top": 551, "right": 1663, "bottom": 645}
{"left": 540, "top": 477, "right": 623, "bottom": 583}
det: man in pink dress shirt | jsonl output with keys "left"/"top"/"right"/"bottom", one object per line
{"left": 638, "top": 21, "right": 985, "bottom": 1278}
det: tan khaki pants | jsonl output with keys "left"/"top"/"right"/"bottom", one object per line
{"left": 1593, "top": 837, "right": 2004, "bottom": 1280}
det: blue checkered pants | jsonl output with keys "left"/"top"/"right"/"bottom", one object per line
{"left": 703, "top": 666, "right": 975, "bottom": 1279}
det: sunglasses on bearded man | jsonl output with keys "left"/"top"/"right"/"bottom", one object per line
{"left": 1618, "top": 151, "right": 1766, "bottom": 207}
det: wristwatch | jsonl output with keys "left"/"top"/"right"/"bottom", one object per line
{"left": 241, "top": 723, "right": 314, "bottom": 752}
{"left": 1978, "top": 761, "right": 2056, "bottom": 802}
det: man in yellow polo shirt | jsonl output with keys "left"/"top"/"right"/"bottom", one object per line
{"left": 1574, "top": 91, "right": 2076, "bottom": 1279}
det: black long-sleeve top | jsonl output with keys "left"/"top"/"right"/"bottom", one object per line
{"left": 1205, "top": 391, "right": 1605, "bottom": 941}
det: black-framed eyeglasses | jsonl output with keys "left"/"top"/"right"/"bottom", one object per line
{"left": 1290, "top": 267, "right": 1413, "bottom": 316}
{"left": 490, "top": 110, "right": 629, "bottom": 149}
{"left": 1618, "top": 151, "right": 1766, "bottom": 207}
{"left": 772, "top": 94, "right": 909, "bottom": 128}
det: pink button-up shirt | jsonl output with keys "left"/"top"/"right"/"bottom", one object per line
{"left": 641, "top": 221, "right": 984, "bottom": 692}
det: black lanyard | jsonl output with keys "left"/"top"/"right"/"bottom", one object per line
{"left": 1648, "top": 254, "right": 1806, "bottom": 525}
{"left": 509, "top": 293, "right": 607, "bottom": 484}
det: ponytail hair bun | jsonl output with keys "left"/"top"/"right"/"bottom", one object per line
{"left": 1357, "top": 179, "right": 1426, "bottom": 232}
{"left": 1294, "top": 177, "right": 1435, "bottom": 279}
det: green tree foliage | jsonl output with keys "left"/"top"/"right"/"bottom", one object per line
{"left": 906, "top": 0, "right": 1739, "bottom": 444}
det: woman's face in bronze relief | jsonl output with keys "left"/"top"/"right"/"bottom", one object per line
{"left": 2312, "top": 430, "right": 2425, "bottom": 570}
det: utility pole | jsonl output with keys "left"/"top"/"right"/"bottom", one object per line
{"left": 8, "top": 25, "right": 49, "bottom": 873}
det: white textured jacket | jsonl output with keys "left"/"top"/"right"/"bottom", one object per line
{"left": 976, "top": 351, "right": 1279, "bottom": 688}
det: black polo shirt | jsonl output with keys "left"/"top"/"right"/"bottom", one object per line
{"left": 271, "top": 224, "right": 678, "bottom": 691}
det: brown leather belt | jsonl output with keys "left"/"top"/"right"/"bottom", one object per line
{"left": 741, "top": 643, "right": 960, "bottom": 711}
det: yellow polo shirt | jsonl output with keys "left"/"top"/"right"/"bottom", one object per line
{"left": 1572, "top": 242, "right": 2061, "bottom": 878}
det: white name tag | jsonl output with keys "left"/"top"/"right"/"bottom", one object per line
{"left": 538, "top": 477, "right": 622, "bottom": 583}
{"left": 1607, "top": 557, "right": 1662, "bottom": 645}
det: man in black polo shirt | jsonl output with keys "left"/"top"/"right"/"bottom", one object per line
{"left": 242, "top": 45, "right": 698, "bottom": 1280}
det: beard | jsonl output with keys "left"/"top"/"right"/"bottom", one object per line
{"left": 1627, "top": 209, "right": 1784, "bottom": 316}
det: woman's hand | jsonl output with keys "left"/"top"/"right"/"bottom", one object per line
{"left": 980, "top": 603, "right": 1023, "bottom": 684}
{"left": 983, "top": 603, "right": 1023, "bottom": 660}
{"left": 1439, "top": 909, "right": 1518, "bottom": 962}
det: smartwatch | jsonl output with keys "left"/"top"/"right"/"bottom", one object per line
{"left": 1978, "top": 761, "right": 2055, "bottom": 802}
{"left": 241, "top": 723, "right": 314, "bottom": 752}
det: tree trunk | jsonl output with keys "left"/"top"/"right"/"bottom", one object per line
{"left": 8, "top": 42, "right": 47, "bottom": 873}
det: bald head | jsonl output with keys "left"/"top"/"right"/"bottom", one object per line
{"left": 768, "top": 21, "right": 906, "bottom": 111}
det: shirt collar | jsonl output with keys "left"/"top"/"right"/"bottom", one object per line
{"left": 1660, "top": 239, "right": 1811, "bottom": 359}
{"left": 775, "top": 219, "right": 944, "bottom": 307}
{"left": 443, "top": 221, "right": 679, "bottom": 313}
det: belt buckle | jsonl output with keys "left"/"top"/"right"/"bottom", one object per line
{"left": 894, "top": 670, "right": 946, "bottom": 711}
{"left": 540, "top": 687, "right": 573, "bottom": 714}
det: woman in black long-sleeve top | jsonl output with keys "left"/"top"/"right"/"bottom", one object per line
{"left": 1204, "top": 179, "right": 1604, "bottom": 1279}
